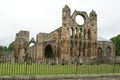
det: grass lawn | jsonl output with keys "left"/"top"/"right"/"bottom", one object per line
{"left": 0, "top": 63, "right": 120, "bottom": 75}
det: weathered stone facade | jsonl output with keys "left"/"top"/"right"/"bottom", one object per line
{"left": 97, "top": 37, "right": 115, "bottom": 63}
{"left": 13, "top": 31, "right": 29, "bottom": 62}
{"left": 13, "top": 5, "right": 115, "bottom": 64}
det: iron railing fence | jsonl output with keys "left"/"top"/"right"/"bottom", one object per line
{"left": 0, "top": 57, "right": 120, "bottom": 76}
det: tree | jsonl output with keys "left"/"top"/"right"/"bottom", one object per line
{"left": 0, "top": 41, "right": 14, "bottom": 56}
{"left": 110, "top": 34, "right": 120, "bottom": 56}
{"left": 7, "top": 41, "right": 14, "bottom": 51}
{"left": 0, "top": 46, "right": 7, "bottom": 56}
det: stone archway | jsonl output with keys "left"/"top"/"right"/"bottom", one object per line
{"left": 98, "top": 47, "right": 102, "bottom": 58}
{"left": 45, "top": 44, "right": 53, "bottom": 58}
{"left": 106, "top": 46, "right": 111, "bottom": 57}
{"left": 29, "top": 38, "right": 36, "bottom": 46}
{"left": 98, "top": 47, "right": 103, "bottom": 63}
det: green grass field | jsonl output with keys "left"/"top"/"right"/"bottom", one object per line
{"left": 0, "top": 63, "right": 120, "bottom": 75}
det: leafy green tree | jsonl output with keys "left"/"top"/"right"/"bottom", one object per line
{"left": 110, "top": 34, "right": 120, "bottom": 56}
{"left": 0, "top": 41, "right": 14, "bottom": 56}
{"left": 0, "top": 51, "right": 4, "bottom": 56}
{"left": 0, "top": 46, "right": 6, "bottom": 56}
{"left": 7, "top": 41, "right": 14, "bottom": 51}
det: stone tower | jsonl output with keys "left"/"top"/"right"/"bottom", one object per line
{"left": 61, "top": 5, "right": 71, "bottom": 63}
{"left": 89, "top": 10, "right": 97, "bottom": 58}
{"left": 14, "top": 30, "right": 29, "bottom": 62}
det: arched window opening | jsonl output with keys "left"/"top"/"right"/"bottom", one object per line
{"left": 75, "top": 28, "right": 78, "bottom": 38}
{"left": 98, "top": 47, "right": 102, "bottom": 58}
{"left": 83, "top": 42, "right": 86, "bottom": 57}
{"left": 95, "top": 42, "right": 97, "bottom": 48}
{"left": 71, "top": 27, "right": 75, "bottom": 38}
{"left": 29, "top": 38, "right": 36, "bottom": 47}
{"left": 79, "top": 41, "right": 82, "bottom": 56}
{"left": 88, "top": 42, "right": 91, "bottom": 56}
{"left": 29, "top": 43, "right": 34, "bottom": 47}
{"left": 106, "top": 46, "right": 111, "bottom": 57}
{"left": 80, "top": 28, "right": 82, "bottom": 33}
{"left": 70, "top": 27, "right": 72, "bottom": 37}
{"left": 79, "top": 28, "right": 82, "bottom": 39}
{"left": 78, "top": 29, "right": 80, "bottom": 39}
{"left": 84, "top": 29, "right": 86, "bottom": 39}
{"left": 45, "top": 44, "right": 53, "bottom": 58}
{"left": 88, "top": 29, "right": 91, "bottom": 40}
{"left": 70, "top": 47, "right": 73, "bottom": 56}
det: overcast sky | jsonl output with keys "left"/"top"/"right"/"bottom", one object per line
{"left": 0, "top": 0, "right": 120, "bottom": 46}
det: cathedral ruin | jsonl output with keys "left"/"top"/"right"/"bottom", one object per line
{"left": 13, "top": 5, "right": 115, "bottom": 64}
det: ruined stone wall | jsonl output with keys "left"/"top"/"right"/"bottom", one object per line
{"left": 35, "top": 27, "right": 61, "bottom": 60}
{"left": 97, "top": 41, "right": 115, "bottom": 63}
{"left": 29, "top": 45, "right": 37, "bottom": 60}
{"left": 13, "top": 5, "right": 115, "bottom": 64}
{"left": 14, "top": 30, "right": 29, "bottom": 60}
{"left": 45, "top": 27, "right": 61, "bottom": 41}
{"left": 60, "top": 5, "right": 97, "bottom": 63}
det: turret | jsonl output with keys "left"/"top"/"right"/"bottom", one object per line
{"left": 60, "top": 5, "right": 71, "bottom": 63}
{"left": 61, "top": 5, "right": 71, "bottom": 38}
{"left": 62, "top": 5, "right": 71, "bottom": 26}
{"left": 89, "top": 10, "right": 97, "bottom": 41}
{"left": 89, "top": 10, "right": 97, "bottom": 21}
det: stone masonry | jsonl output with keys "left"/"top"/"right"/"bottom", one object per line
{"left": 13, "top": 5, "right": 115, "bottom": 64}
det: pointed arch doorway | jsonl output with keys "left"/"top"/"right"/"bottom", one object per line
{"left": 45, "top": 44, "right": 53, "bottom": 58}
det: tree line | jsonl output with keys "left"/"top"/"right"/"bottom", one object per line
{"left": 0, "top": 42, "right": 14, "bottom": 56}
{"left": 110, "top": 34, "right": 120, "bottom": 56}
